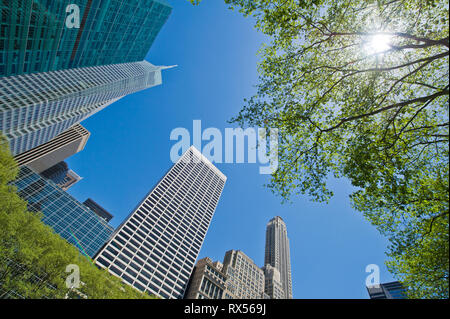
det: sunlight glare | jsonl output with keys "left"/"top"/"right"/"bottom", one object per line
{"left": 365, "top": 33, "right": 392, "bottom": 54}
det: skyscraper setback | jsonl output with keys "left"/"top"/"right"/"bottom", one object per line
{"left": 264, "top": 216, "right": 293, "bottom": 299}
{"left": 13, "top": 123, "right": 90, "bottom": 173}
{"left": 262, "top": 264, "right": 284, "bottom": 299}
{"left": 95, "top": 146, "right": 227, "bottom": 299}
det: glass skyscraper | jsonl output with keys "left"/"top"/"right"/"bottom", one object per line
{"left": 0, "top": 61, "right": 166, "bottom": 156}
{"left": 95, "top": 146, "right": 227, "bottom": 299}
{"left": 13, "top": 166, "right": 114, "bottom": 258}
{"left": 0, "top": 0, "right": 172, "bottom": 76}
{"left": 264, "top": 216, "right": 293, "bottom": 299}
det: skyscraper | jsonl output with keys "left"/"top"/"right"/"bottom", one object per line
{"left": 13, "top": 124, "right": 90, "bottom": 173}
{"left": 367, "top": 281, "right": 407, "bottom": 299}
{"left": 0, "top": 0, "right": 172, "bottom": 77}
{"left": 40, "top": 161, "right": 82, "bottom": 191}
{"left": 0, "top": 61, "right": 166, "bottom": 156}
{"left": 222, "top": 250, "right": 266, "bottom": 299}
{"left": 94, "top": 146, "right": 227, "bottom": 299}
{"left": 264, "top": 216, "right": 293, "bottom": 299}
{"left": 13, "top": 166, "right": 114, "bottom": 258}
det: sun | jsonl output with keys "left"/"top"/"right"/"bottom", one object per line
{"left": 365, "top": 33, "right": 392, "bottom": 54}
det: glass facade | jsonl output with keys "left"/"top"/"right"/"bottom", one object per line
{"left": 367, "top": 281, "right": 407, "bottom": 299}
{"left": 95, "top": 146, "right": 227, "bottom": 299}
{"left": 83, "top": 198, "right": 113, "bottom": 223}
{"left": 13, "top": 166, "right": 114, "bottom": 258}
{"left": 40, "top": 161, "right": 81, "bottom": 191}
{"left": 41, "top": 162, "right": 70, "bottom": 185}
{"left": 0, "top": 0, "right": 172, "bottom": 77}
{"left": 0, "top": 61, "right": 164, "bottom": 155}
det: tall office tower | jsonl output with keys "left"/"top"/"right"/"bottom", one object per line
{"left": 83, "top": 198, "right": 114, "bottom": 223}
{"left": 367, "top": 281, "right": 407, "bottom": 299}
{"left": 222, "top": 250, "right": 266, "bottom": 299}
{"left": 40, "top": 161, "right": 82, "bottom": 191}
{"left": 13, "top": 166, "right": 114, "bottom": 257}
{"left": 262, "top": 264, "right": 285, "bottom": 299}
{"left": 184, "top": 257, "right": 230, "bottom": 300}
{"left": 0, "top": 61, "right": 166, "bottom": 156}
{"left": 0, "top": 0, "right": 172, "bottom": 77}
{"left": 265, "top": 216, "right": 293, "bottom": 299}
{"left": 95, "top": 146, "right": 227, "bottom": 299}
{"left": 13, "top": 124, "right": 90, "bottom": 173}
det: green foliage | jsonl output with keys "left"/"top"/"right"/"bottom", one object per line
{"left": 0, "top": 136, "right": 157, "bottom": 299}
{"left": 226, "top": 0, "right": 449, "bottom": 298}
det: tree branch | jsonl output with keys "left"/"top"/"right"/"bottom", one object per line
{"left": 320, "top": 89, "right": 449, "bottom": 133}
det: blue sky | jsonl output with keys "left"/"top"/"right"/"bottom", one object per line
{"left": 67, "top": 0, "right": 396, "bottom": 298}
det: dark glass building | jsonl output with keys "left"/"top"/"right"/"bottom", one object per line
{"left": 0, "top": 0, "right": 172, "bottom": 76}
{"left": 83, "top": 198, "right": 113, "bottom": 223}
{"left": 367, "top": 281, "right": 407, "bottom": 299}
{"left": 40, "top": 161, "right": 82, "bottom": 191}
{"left": 13, "top": 166, "right": 114, "bottom": 258}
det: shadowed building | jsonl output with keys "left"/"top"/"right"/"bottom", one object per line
{"left": 184, "top": 258, "right": 230, "bottom": 299}
{"left": 40, "top": 161, "right": 82, "bottom": 191}
{"left": 83, "top": 198, "right": 114, "bottom": 223}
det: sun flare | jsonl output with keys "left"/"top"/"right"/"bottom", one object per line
{"left": 365, "top": 33, "right": 392, "bottom": 54}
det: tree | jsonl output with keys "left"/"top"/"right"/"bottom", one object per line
{"left": 225, "top": 0, "right": 449, "bottom": 298}
{"left": 0, "top": 136, "right": 157, "bottom": 299}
